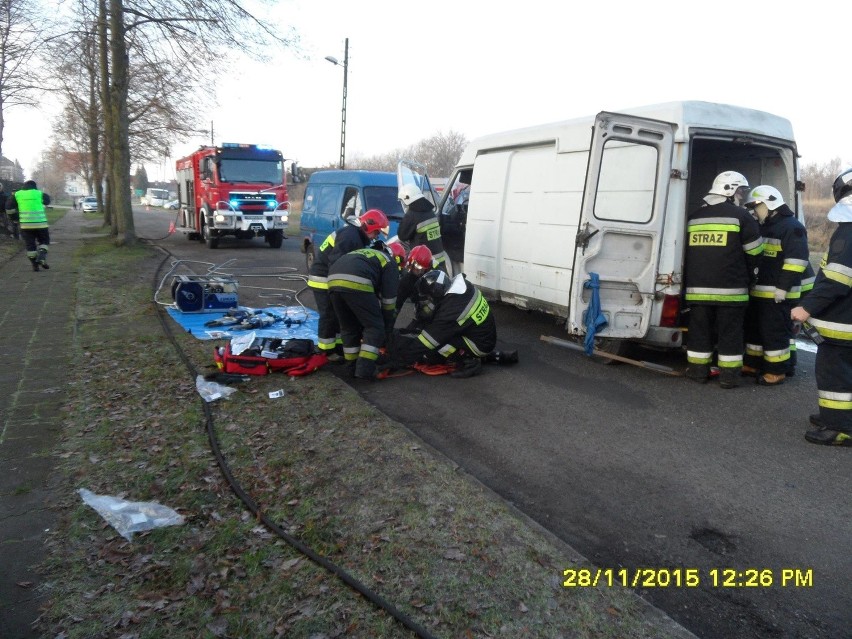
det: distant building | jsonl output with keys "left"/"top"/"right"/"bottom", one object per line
{"left": 0, "top": 156, "right": 25, "bottom": 182}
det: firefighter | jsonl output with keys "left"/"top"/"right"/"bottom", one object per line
{"left": 327, "top": 240, "right": 404, "bottom": 380}
{"left": 684, "top": 171, "right": 763, "bottom": 388}
{"left": 742, "top": 186, "right": 809, "bottom": 386}
{"left": 6, "top": 180, "right": 51, "bottom": 271}
{"left": 307, "top": 209, "right": 389, "bottom": 360}
{"left": 382, "top": 270, "right": 499, "bottom": 378}
{"left": 395, "top": 245, "right": 434, "bottom": 315}
{"left": 791, "top": 167, "right": 852, "bottom": 447}
{"left": 397, "top": 183, "right": 451, "bottom": 274}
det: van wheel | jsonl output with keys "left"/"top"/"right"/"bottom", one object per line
{"left": 305, "top": 243, "right": 315, "bottom": 272}
{"left": 593, "top": 338, "right": 633, "bottom": 364}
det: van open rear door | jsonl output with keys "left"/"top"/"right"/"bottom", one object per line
{"left": 569, "top": 112, "right": 675, "bottom": 340}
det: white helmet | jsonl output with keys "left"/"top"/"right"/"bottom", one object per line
{"left": 833, "top": 167, "right": 852, "bottom": 203}
{"left": 745, "top": 185, "right": 785, "bottom": 211}
{"left": 709, "top": 171, "right": 749, "bottom": 198}
{"left": 398, "top": 183, "right": 427, "bottom": 207}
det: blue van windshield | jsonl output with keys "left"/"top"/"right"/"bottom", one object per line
{"left": 364, "top": 186, "right": 404, "bottom": 220}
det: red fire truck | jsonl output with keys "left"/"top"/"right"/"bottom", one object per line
{"left": 175, "top": 143, "right": 289, "bottom": 249}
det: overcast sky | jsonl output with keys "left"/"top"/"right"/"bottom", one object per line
{"left": 5, "top": 0, "right": 851, "bottom": 181}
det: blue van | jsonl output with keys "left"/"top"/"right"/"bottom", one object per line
{"left": 299, "top": 170, "right": 404, "bottom": 270}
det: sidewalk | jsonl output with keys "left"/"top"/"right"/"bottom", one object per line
{"left": 0, "top": 210, "right": 85, "bottom": 638}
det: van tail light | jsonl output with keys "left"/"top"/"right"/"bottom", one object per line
{"left": 660, "top": 294, "right": 680, "bottom": 328}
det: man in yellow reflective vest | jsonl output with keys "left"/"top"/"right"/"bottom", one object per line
{"left": 6, "top": 180, "right": 52, "bottom": 271}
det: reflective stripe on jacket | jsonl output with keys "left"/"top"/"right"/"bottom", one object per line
{"left": 684, "top": 201, "right": 762, "bottom": 305}
{"left": 803, "top": 223, "right": 852, "bottom": 345}
{"left": 16, "top": 189, "right": 48, "bottom": 229}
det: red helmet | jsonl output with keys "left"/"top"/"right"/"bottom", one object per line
{"left": 359, "top": 209, "right": 389, "bottom": 237}
{"left": 405, "top": 245, "right": 433, "bottom": 274}
{"left": 388, "top": 241, "right": 406, "bottom": 267}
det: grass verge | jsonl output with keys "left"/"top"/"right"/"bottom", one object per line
{"left": 35, "top": 233, "right": 692, "bottom": 638}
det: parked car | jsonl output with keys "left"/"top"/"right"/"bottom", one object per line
{"left": 80, "top": 196, "right": 98, "bottom": 212}
{"left": 163, "top": 199, "right": 179, "bottom": 210}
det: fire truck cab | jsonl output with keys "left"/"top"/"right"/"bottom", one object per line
{"left": 175, "top": 143, "right": 289, "bottom": 249}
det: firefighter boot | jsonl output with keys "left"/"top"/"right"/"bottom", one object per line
{"left": 354, "top": 357, "right": 378, "bottom": 381}
{"left": 718, "top": 369, "right": 740, "bottom": 389}
{"left": 29, "top": 256, "right": 39, "bottom": 272}
{"left": 684, "top": 364, "right": 710, "bottom": 383}
{"left": 37, "top": 247, "right": 49, "bottom": 269}
{"left": 450, "top": 358, "right": 483, "bottom": 378}
{"left": 485, "top": 350, "right": 519, "bottom": 365}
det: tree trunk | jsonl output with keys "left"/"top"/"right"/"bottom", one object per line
{"left": 108, "top": 0, "right": 135, "bottom": 245}
{"left": 97, "top": 0, "right": 114, "bottom": 230}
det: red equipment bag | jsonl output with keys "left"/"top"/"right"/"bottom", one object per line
{"left": 214, "top": 338, "right": 322, "bottom": 376}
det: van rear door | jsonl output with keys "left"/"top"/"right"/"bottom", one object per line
{"left": 569, "top": 112, "right": 675, "bottom": 339}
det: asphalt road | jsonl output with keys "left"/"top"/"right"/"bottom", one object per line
{"left": 136, "top": 208, "right": 851, "bottom": 639}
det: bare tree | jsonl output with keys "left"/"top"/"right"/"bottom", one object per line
{"left": 345, "top": 130, "right": 468, "bottom": 177}
{"left": 0, "top": 0, "right": 49, "bottom": 160}
{"left": 99, "top": 0, "right": 297, "bottom": 245}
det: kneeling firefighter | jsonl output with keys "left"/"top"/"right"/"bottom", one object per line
{"left": 382, "top": 270, "right": 516, "bottom": 378}
{"left": 327, "top": 240, "right": 404, "bottom": 380}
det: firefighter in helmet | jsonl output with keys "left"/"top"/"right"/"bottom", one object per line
{"left": 382, "top": 270, "right": 504, "bottom": 378}
{"left": 327, "top": 239, "right": 404, "bottom": 380}
{"left": 742, "top": 185, "right": 809, "bottom": 386}
{"left": 791, "top": 167, "right": 852, "bottom": 447}
{"left": 684, "top": 171, "right": 763, "bottom": 388}
{"left": 397, "top": 183, "right": 451, "bottom": 275}
{"left": 307, "top": 209, "right": 389, "bottom": 360}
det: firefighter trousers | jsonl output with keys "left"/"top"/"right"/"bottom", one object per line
{"left": 815, "top": 341, "right": 852, "bottom": 434}
{"left": 687, "top": 304, "right": 746, "bottom": 375}
{"left": 310, "top": 287, "right": 339, "bottom": 353}
{"left": 744, "top": 299, "right": 793, "bottom": 375}
{"left": 329, "top": 290, "right": 386, "bottom": 376}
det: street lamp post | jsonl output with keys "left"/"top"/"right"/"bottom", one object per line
{"left": 324, "top": 37, "right": 348, "bottom": 170}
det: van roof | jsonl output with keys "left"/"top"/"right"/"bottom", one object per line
{"left": 458, "top": 101, "right": 796, "bottom": 165}
{"left": 306, "top": 170, "right": 397, "bottom": 187}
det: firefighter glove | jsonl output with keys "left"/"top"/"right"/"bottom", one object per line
{"left": 774, "top": 288, "right": 787, "bottom": 303}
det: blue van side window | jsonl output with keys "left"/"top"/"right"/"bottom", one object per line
{"left": 364, "top": 186, "right": 405, "bottom": 220}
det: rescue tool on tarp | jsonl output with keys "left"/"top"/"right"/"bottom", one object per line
{"left": 203, "top": 309, "right": 304, "bottom": 330}
{"left": 539, "top": 335, "right": 682, "bottom": 376}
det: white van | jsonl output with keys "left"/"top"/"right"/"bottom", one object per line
{"left": 437, "top": 101, "right": 803, "bottom": 353}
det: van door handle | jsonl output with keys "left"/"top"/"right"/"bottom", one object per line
{"left": 576, "top": 224, "right": 599, "bottom": 252}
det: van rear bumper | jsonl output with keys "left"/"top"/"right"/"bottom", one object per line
{"left": 641, "top": 326, "right": 683, "bottom": 349}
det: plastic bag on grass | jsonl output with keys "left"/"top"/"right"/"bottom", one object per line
{"left": 196, "top": 374, "right": 237, "bottom": 402}
{"left": 78, "top": 488, "right": 184, "bottom": 541}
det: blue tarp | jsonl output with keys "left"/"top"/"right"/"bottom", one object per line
{"left": 166, "top": 306, "right": 319, "bottom": 341}
{"left": 583, "top": 273, "right": 608, "bottom": 355}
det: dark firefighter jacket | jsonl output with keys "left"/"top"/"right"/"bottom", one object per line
{"left": 327, "top": 247, "right": 400, "bottom": 329}
{"left": 802, "top": 222, "right": 852, "bottom": 346}
{"left": 307, "top": 223, "right": 369, "bottom": 290}
{"left": 750, "top": 205, "right": 810, "bottom": 301}
{"left": 416, "top": 275, "right": 496, "bottom": 359}
{"left": 397, "top": 207, "right": 449, "bottom": 271}
{"left": 685, "top": 201, "right": 763, "bottom": 304}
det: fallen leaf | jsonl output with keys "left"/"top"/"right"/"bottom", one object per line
{"left": 16, "top": 581, "right": 33, "bottom": 588}
{"left": 443, "top": 548, "right": 465, "bottom": 561}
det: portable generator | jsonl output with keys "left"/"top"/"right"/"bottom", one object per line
{"left": 171, "top": 275, "right": 239, "bottom": 313}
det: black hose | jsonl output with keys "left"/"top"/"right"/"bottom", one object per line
{"left": 145, "top": 242, "right": 439, "bottom": 639}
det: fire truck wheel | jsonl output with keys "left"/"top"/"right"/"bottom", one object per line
{"left": 202, "top": 219, "right": 219, "bottom": 249}
{"left": 267, "top": 230, "right": 284, "bottom": 249}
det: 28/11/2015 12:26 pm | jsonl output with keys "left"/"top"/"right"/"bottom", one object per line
{"left": 561, "top": 567, "right": 813, "bottom": 588}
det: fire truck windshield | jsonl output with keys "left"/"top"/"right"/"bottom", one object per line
{"left": 217, "top": 159, "right": 283, "bottom": 184}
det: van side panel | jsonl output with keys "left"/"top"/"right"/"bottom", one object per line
{"left": 466, "top": 145, "right": 587, "bottom": 315}
{"left": 502, "top": 147, "right": 586, "bottom": 313}
{"left": 465, "top": 152, "right": 509, "bottom": 295}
